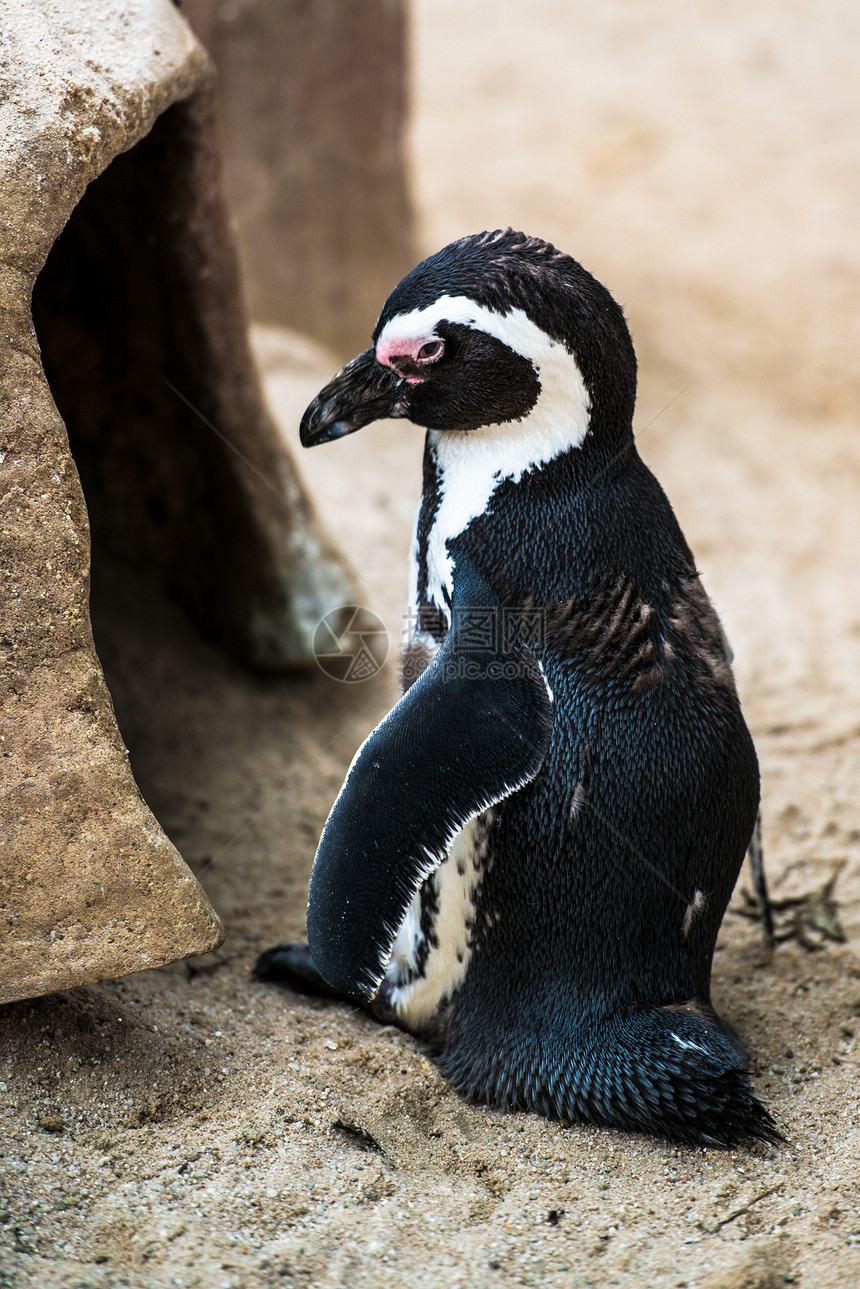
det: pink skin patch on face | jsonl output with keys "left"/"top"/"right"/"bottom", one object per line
{"left": 375, "top": 336, "right": 444, "bottom": 383}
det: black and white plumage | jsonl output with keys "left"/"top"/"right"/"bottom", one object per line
{"left": 256, "top": 229, "right": 778, "bottom": 1147}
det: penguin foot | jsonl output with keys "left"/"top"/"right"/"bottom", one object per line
{"left": 253, "top": 942, "right": 345, "bottom": 1000}
{"left": 253, "top": 942, "right": 401, "bottom": 1027}
{"left": 440, "top": 1007, "right": 782, "bottom": 1149}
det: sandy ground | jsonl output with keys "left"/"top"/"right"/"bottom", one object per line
{"left": 2, "top": 2, "right": 860, "bottom": 1286}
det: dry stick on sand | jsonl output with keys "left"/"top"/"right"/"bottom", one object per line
{"left": 701, "top": 1184, "right": 784, "bottom": 1234}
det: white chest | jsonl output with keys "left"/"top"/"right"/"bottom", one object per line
{"left": 417, "top": 389, "right": 591, "bottom": 624}
{"left": 386, "top": 811, "right": 494, "bottom": 1030}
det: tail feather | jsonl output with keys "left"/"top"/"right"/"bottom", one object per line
{"left": 439, "top": 1007, "right": 781, "bottom": 1148}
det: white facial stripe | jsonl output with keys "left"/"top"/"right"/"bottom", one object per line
{"left": 388, "top": 297, "right": 592, "bottom": 624}
{"left": 379, "top": 293, "right": 554, "bottom": 359}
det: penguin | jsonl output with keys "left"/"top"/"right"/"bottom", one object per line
{"left": 256, "top": 229, "right": 779, "bottom": 1147}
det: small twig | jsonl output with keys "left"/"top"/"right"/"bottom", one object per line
{"left": 331, "top": 1119, "right": 384, "bottom": 1154}
{"left": 705, "top": 1183, "right": 783, "bottom": 1233}
{"left": 819, "top": 856, "right": 847, "bottom": 903}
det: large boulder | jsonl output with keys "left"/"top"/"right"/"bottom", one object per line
{"left": 184, "top": 0, "right": 417, "bottom": 358}
{"left": 0, "top": 0, "right": 354, "bottom": 1003}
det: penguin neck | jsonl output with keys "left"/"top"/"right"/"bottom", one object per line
{"left": 429, "top": 407, "right": 632, "bottom": 491}
{"left": 424, "top": 379, "right": 587, "bottom": 545}
{"left": 414, "top": 405, "right": 634, "bottom": 625}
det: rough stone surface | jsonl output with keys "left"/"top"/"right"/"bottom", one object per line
{"left": 31, "top": 88, "right": 354, "bottom": 671}
{"left": 0, "top": 0, "right": 349, "bottom": 1003}
{"left": 184, "top": 0, "right": 417, "bottom": 357}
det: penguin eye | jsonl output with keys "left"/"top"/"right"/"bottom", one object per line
{"left": 417, "top": 339, "right": 444, "bottom": 362}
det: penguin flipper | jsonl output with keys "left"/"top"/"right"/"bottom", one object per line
{"left": 306, "top": 562, "right": 554, "bottom": 1005}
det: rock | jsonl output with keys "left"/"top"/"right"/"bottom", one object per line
{"left": 38, "top": 1115, "right": 66, "bottom": 1134}
{"left": 183, "top": 0, "right": 417, "bottom": 357}
{"left": 0, "top": 0, "right": 354, "bottom": 1003}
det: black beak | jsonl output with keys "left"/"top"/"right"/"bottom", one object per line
{"left": 299, "top": 347, "right": 405, "bottom": 448}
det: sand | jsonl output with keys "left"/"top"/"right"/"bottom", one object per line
{"left": 1, "top": 2, "right": 859, "bottom": 1285}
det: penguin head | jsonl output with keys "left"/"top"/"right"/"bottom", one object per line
{"left": 300, "top": 229, "right": 637, "bottom": 452}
